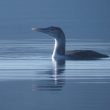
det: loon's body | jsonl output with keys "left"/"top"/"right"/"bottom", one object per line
{"left": 32, "top": 26, "right": 109, "bottom": 60}
{"left": 65, "top": 50, "right": 108, "bottom": 60}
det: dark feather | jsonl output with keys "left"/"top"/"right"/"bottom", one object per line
{"left": 66, "top": 50, "right": 109, "bottom": 60}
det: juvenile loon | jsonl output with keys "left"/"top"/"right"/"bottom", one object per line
{"left": 32, "top": 26, "right": 109, "bottom": 60}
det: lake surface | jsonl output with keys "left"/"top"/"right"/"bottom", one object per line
{"left": 0, "top": 0, "right": 110, "bottom": 110}
{"left": 0, "top": 39, "right": 110, "bottom": 110}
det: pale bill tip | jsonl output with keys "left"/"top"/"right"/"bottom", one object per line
{"left": 32, "top": 27, "right": 37, "bottom": 31}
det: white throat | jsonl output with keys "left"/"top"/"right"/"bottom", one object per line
{"left": 52, "top": 39, "right": 58, "bottom": 59}
{"left": 52, "top": 38, "right": 65, "bottom": 59}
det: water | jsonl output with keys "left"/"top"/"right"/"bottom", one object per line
{"left": 0, "top": 0, "right": 110, "bottom": 110}
{"left": 0, "top": 39, "right": 110, "bottom": 110}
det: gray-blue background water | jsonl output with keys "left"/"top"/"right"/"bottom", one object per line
{"left": 0, "top": 0, "right": 110, "bottom": 110}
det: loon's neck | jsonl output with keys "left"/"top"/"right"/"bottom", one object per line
{"left": 52, "top": 35, "right": 65, "bottom": 59}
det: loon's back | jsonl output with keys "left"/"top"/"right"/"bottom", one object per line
{"left": 66, "top": 50, "right": 109, "bottom": 60}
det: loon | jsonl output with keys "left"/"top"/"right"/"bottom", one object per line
{"left": 32, "top": 26, "right": 109, "bottom": 60}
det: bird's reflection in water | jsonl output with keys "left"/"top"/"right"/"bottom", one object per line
{"left": 32, "top": 59, "right": 65, "bottom": 91}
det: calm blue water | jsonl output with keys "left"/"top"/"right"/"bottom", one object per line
{"left": 0, "top": 0, "right": 110, "bottom": 110}
{"left": 0, "top": 39, "right": 110, "bottom": 110}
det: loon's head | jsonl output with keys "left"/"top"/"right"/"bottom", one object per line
{"left": 32, "top": 26, "right": 65, "bottom": 39}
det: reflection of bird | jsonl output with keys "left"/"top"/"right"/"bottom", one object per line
{"left": 32, "top": 26, "right": 109, "bottom": 60}
{"left": 33, "top": 59, "right": 65, "bottom": 91}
